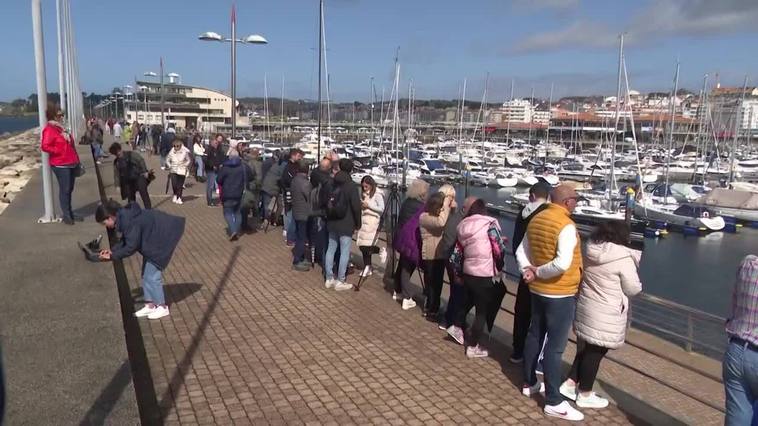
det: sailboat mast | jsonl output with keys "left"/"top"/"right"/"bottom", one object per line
{"left": 280, "top": 76, "right": 285, "bottom": 145}
{"left": 610, "top": 34, "right": 624, "bottom": 201}
{"left": 547, "top": 82, "right": 553, "bottom": 147}
{"left": 506, "top": 78, "right": 514, "bottom": 146}
{"left": 729, "top": 76, "right": 748, "bottom": 183}
{"left": 316, "top": 0, "right": 323, "bottom": 160}
{"left": 459, "top": 78, "right": 467, "bottom": 158}
{"left": 664, "top": 61, "right": 680, "bottom": 199}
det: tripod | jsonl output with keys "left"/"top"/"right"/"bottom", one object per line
{"left": 355, "top": 181, "right": 403, "bottom": 292}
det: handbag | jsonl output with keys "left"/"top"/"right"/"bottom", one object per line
{"left": 240, "top": 164, "right": 256, "bottom": 210}
{"left": 74, "top": 163, "right": 86, "bottom": 177}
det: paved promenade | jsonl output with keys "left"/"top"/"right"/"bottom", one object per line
{"left": 108, "top": 151, "right": 640, "bottom": 425}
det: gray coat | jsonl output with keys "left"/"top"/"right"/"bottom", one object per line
{"left": 291, "top": 173, "right": 312, "bottom": 221}
{"left": 262, "top": 162, "right": 283, "bottom": 196}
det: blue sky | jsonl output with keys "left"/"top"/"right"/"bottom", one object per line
{"left": 2, "top": 0, "right": 758, "bottom": 102}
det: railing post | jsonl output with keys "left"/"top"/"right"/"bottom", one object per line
{"left": 685, "top": 314, "right": 694, "bottom": 353}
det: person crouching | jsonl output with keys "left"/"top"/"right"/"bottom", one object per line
{"left": 96, "top": 200, "right": 185, "bottom": 320}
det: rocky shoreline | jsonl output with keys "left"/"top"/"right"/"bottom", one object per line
{"left": 0, "top": 128, "right": 42, "bottom": 215}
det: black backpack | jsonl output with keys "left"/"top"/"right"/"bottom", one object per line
{"left": 326, "top": 185, "right": 348, "bottom": 220}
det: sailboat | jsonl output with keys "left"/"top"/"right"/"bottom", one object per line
{"left": 632, "top": 57, "right": 725, "bottom": 232}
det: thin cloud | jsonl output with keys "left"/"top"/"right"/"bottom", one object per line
{"left": 510, "top": 0, "right": 580, "bottom": 11}
{"left": 512, "top": 0, "right": 758, "bottom": 53}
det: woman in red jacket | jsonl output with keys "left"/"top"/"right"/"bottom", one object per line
{"left": 40, "top": 104, "right": 81, "bottom": 224}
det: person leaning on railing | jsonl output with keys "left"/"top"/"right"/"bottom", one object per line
{"left": 723, "top": 254, "right": 758, "bottom": 426}
{"left": 40, "top": 103, "right": 82, "bottom": 225}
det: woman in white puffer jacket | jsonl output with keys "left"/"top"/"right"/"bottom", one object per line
{"left": 166, "top": 139, "right": 192, "bottom": 204}
{"left": 559, "top": 221, "right": 642, "bottom": 409}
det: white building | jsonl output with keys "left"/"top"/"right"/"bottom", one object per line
{"left": 499, "top": 98, "right": 535, "bottom": 123}
{"left": 533, "top": 110, "right": 551, "bottom": 125}
{"left": 123, "top": 80, "right": 233, "bottom": 131}
{"left": 739, "top": 100, "right": 758, "bottom": 130}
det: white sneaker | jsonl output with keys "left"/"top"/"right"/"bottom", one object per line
{"left": 134, "top": 304, "right": 156, "bottom": 318}
{"left": 359, "top": 266, "right": 372, "bottom": 277}
{"left": 334, "top": 281, "right": 353, "bottom": 291}
{"left": 402, "top": 298, "right": 417, "bottom": 310}
{"left": 282, "top": 230, "right": 287, "bottom": 238}
{"left": 325, "top": 278, "right": 336, "bottom": 289}
{"left": 392, "top": 291, "right": 399, "bottom": 301}
{"left": 175, "top": 197, "right": 183, "bottom": 205}
{"left": 171, "top": 196, "right": 178, "bottom": 203}
{"left": 560, "top": 382, "right": 577, "bottom": 401}
{"left": 576, "top": 392, "right": 609, "bottom": 409}
{"left": 466, "top": 345, "right": 489, "bottom": 358}
{"left": 521, "top": 382, "right": 545, "bottom": 397}
{"left": 446, "top": 325, "right": 464, "bottom": 345}
{"left": 379, "top": 247, "right": 388, "bottom": 264}
{"left": 544, "top": 401, "right": 584, "bottom": 421}
{"left": 147, "top": 305, "right": 170, "bottom": 320}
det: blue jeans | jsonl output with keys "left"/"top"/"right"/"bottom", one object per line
{"left": 206, "top": 171, "right": 217, "bottom": 205}
{"left": 324, "top": 232, "right": 352, "bottom": 281}
{"left": 142, "top": 260, "right": 165, "bottom": 305}
{"left": 260, "top": 192, "right": 272, "bottom": 219}
{"left": 51, "top": 166, "right": 76, "bottom": 221}
{"left": 160, "top": 155, "right": 167, "bottom": 169}
{"left": 310, "top": 217, "right": 328, "bottom": 268}
{"left": 195, "top": 156, "right": 204, "bottom": 178}
{"left": 92, "top": 143, "right": 104, "bottom": 158}
{"left": 284, "top": 209, "right": 296, "bottom": 242}
{"left": 223, "top": 199, "right": 242, "bottom": 235}
{"left": 293, "top": 220, "right": 308, "bottom": 264}
{"left": 523, "top": 293, "right": 575, "bottom": 406}
{"left": 724, "top": 339, "right": 758, "bottom": 426}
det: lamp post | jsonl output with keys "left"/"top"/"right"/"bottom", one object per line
{"left": 139, "top": 85, "right": 148, "bottom": 125}
{"left": 124, "top": 84, "right": 133, "bottom": 122}
{"left": 199, "top": 3, "right": 267, "bottom": 139}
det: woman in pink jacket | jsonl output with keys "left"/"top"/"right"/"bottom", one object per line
{"left": 40, "top": 104, "right": 81, "bottom": 225}
{"left": 448, "top": 199, "right": 507, "bottom": 358}
{"left": 560, "top": 221, "right": 642, "bottom": 409}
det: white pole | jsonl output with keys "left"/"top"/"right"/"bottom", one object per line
{"left": 55, "top": 0, "right": 66, "bottom": 124}
{"left": 32, "top": 0, "right": 56, "bottom": 223}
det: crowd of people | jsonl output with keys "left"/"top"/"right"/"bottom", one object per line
{"left": 33, "top": 102, "right": 758, "bottom": 422}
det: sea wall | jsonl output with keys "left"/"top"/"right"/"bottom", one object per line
{"left": 0, "top": 128, "right": 42, "bottom": 215}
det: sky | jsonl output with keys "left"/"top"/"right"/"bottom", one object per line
{"left": 2, "top": 0, "right": 758, "bottom": 102}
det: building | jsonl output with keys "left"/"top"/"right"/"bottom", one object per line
{"left": 499, "top": 98, "right": 535, "bottom": 123}
{"left": 533, "top": 110, "right": 551, "bottom": 125}
{"left": 710, "top": 86, "right": 758, "bottom": 133}
{"left": 123, "top": 80, "right": 233, "bottom": 131}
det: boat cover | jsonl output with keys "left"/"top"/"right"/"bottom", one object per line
{"left": 696, "top": 188, "right": 758, "bottom": 210}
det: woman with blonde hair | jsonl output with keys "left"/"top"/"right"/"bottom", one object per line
{"left": 356, "top": 175, "right": 387, "bottom": 277}
{"left": 392, "top": 179, "right": 430, "bottom": 310}
{"left": 419, "top": 184, "right": 456, "bottom": 321}
{"left": 165, "top": 139, "right": 192, "bottom": 204}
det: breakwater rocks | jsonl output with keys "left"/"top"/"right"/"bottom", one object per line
{"left": 0, "top": 128, "right": 42, "bottom": 215}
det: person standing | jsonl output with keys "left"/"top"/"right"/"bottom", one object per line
{"left": 323, "top": 159, "right": 362, "bottom": 291}
{"left": 438, "top": 196, "right": 477, "bottom": 331}
{"left": 516, "top": 184, "right": 584, "bottom": 422}
{"left": 280, "top": 148, "right": 305, "bottom": 245}
{"left": 204, "top": 134, "right": 227, "bottom": 207}
{"left": 109, "top": 142, "right": 152, "bottom": 209}
{"left": 392, "top": 179, "right": 429, "bottom": 310}
{"left": 150, "top": 125, "right": 162, "bottom": 156}
{"left": 159, "top": 126, "right": 176, "bottom": 170}
{"left": 723, "top": 254, "right": 758, "bottom": 425}
{"left": 509, "top": 182, "right": 551, "bottom": 363}
{"left": 261, "top": 155, "right": 284, "bottom": 225}
{"left": 165, "top": 139, "right": 191, "bottom": 204}
{"left": 96, "top": 200, "right": 185, "bottom": 320}
{"left": 356, "top": 175, "right": 386, "bottom": 278}
{"left": 192, "top": 134, "right": 206, "bottom": 180}
{"left": 216, "top": 152, "right": 253, "bottom": 241}
{"left": 558, "top": 221, "right": 642, "bottom": 409}
{"left": 448, "top": 199, "right": 507, "bottom": 358}
{"left": 290, "top": 161, "right": 312, "bottom": 271}
{"left": 113, "top": 120, "right": 122, "bottom": 142}
{"left": 86, "top": 119, "right": 105, "bottom": 161}
{"left": 419, "top": 185, "right": 455, "bottom": 320}
{"left": 309, "top": 158, "right": 333, "bottom": 268}
{"left": 40, "top": 104, "right": 81, "bottom": 225}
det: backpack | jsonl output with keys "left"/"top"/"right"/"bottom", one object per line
{"left": 309, "top": 185, "right": 323, "bottom": 215}
{"left": 326, "top": 185, "right": 348, "bottom": 220}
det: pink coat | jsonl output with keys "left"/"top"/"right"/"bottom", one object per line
{"left": 456, "top": 214, "right": 501, "bottom": 277}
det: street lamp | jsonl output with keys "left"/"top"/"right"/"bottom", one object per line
{"left": 139, "top": 85, "right": 148, "bottom": 125}
{"left": 199, "top": 4, "right": 268, "bottom": 139}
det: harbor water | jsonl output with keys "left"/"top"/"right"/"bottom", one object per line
{"left": 0, "top": 115, "right": 37, "bottom": 134}
{"left": 444, "top": 183, "right": 754, "bottom": 318}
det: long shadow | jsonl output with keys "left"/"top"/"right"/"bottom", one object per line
{"left": 158, "top": 247, "right": 240, "bottom": 420}
{"left": 78, "top": 360, "right": 132, "bottom": 426}
{"left": 73, "top": 199, "right": 102, "bottom": 219}
{"left": 131, "top": 283, "right": 202, "bottom": 305}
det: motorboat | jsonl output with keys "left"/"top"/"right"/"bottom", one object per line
{"left": 633, "top": 198, "right": 725, "bottom": 231}
{"left": 692, "top": 188, "right": 758, "bottom": 222}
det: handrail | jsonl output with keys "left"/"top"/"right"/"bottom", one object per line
{"left": 636, "top": 292, "right": 726, "bottom": 323}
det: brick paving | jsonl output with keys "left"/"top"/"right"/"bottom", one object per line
{"left": 111, "top": 155, "right": 640, "bottom": 425}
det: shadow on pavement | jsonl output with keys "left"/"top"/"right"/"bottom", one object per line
{"left": 158, "top": 247, "right": 240, "bottom": 421}
{"left": 130, "top": 283, "right": 202, "bottom": 305}
{"left": 79, "top": 360, "right": 131, "bottom": 426}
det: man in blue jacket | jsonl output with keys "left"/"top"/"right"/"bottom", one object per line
{"left": 96, "top": 200, "right": 185, "bottom": 320}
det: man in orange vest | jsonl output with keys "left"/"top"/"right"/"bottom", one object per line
{"left": 516, "top": 184, "right": 584, "bottom": 421}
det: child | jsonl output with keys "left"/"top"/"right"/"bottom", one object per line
{"left": 96, "top": 200, "right": 185, "bottom": 319}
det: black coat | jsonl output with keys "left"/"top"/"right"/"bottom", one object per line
{"left": 291, "top": 173, "right": 312, "bottom": 221}
{"left": 512, "top": 203, "right": 549, "bottom": 252}
{"left": 159, "top": 131, "right": 175, "bottom": 156}
{"left": 326, "top": 171, "right": 362, "bottom": 236}
{"left": 437, "top": 209, "right": 464, "bottom": 260}
{"left": 216, "top": 156, "right": 253, "bottom": 201}
{"left": 204, "top": 145, "right": 226, "bottom": 172}
{"left": 111, "top": 203, "right": 185, "bottom": 270}
{"left": 398, "top": 198, "right": 424, "bottom": 228}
